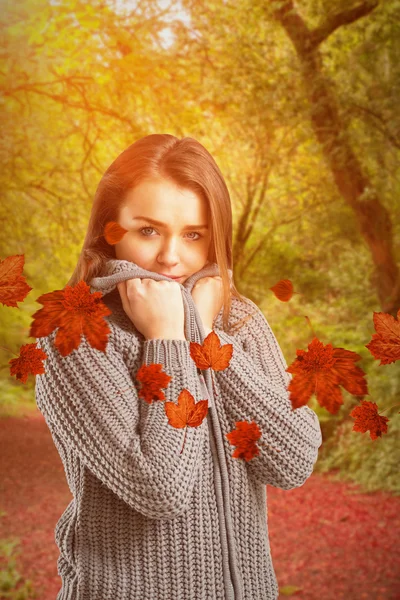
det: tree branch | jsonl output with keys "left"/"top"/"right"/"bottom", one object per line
{"left": 271, "top": 0, "right": 380, "bottom": 53}
{"left": 309, "top": 0, "right": 380, "bottom": 49}
{"left": 346, "top": 101, "right": 400, "bottom": 150}
{"left": 3, "top": 83, "right": 136, "bottom": 128}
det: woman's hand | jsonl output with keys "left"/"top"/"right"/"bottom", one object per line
{"left": 191, "top": 276, "right": 224, "bottom": 331}
{"left": 117, "top": 279, "right": 186, "bottom": 340}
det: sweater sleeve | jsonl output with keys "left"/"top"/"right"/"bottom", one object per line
{"left": 34, "top": 325, "right": 207, "bottom": 520}
{"left": 212, "top": 298, "right": 322, "bottom": 490}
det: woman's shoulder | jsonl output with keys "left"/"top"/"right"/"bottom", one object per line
{"left": 230, "top": 294, "right": 259, "bottom": 313}
{"left": 213, "top": 294, "right": 260, "bottom": 335}
{"left": 229, "top": 295, "right": 261, "bottom": 332}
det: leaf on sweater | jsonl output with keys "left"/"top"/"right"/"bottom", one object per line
{"left": 365, "top": 309, "right": 400, "bottom": 366}
{"left": 0, "top": 254, "right": 32, "bottom": 307}
{"left": 9, "top": 342, "right": 48, "bottom": 384}
{"left": 136, "top": 363, "right": 172, "bottom": 404}
{"left": 103, "top": 221, "right": 128, "bottom": 245}
{"left": 349, "top": 400, "right": 390, "bottom": 441}
{"left": 225, "top": 421, "right": 262, "bottom": 462}
{"left": 189, "top": 331, "right": 280, "bottom": 461}
{"left": 286, "top": 337, "right": 369, "bottom": 414}
{"left": 189, "top": 330, "right": 233, "bottom": 371}
{"left": 164, "top": 388, "right": 209, "bottom": 428}
{"left": 29, "top": 280, "right": 112, "bottom": 356}
{"left": 136, "top": 363, "right": 208, "bottom": 453}
{"left": 269, "top": 279, "right": 294, "bottom": 302}
{"left": 164, "top": 388, "right": 209, "bottom": 455}
{"left": 225, "top": 420, "right": 282, "bottom": 462}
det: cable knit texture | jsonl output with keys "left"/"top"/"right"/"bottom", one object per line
{"left": 34, "top": 259, "right": 323, "bottom": 600}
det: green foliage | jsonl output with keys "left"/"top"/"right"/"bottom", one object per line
{"left": 316, "top": 399, "right": 400, "bottom": 496}
{"left": 0, "top": 538, "right": 39, "bottom": 598}
{"left": 310, "top": 349, "right": 400, "bottom": 495}
{"left": 0, "top": 378, "right": 35, "bottom": 419}
{"left": 253, "top": 283, "right": 399, "bottom": 496}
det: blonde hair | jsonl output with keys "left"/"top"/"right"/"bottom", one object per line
{"left": 66, "top": 134, "right": 251, "bottom": 332}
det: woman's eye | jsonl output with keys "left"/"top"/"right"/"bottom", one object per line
{"left": 138, "top": 227, "right": 202, "bottom": 241}
{"left": 139, "top": 226, "right": 156, "bottom": 236}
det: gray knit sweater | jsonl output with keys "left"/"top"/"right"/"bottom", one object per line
{"left": 34, "top": 259, "right": 322, "bottom": 600}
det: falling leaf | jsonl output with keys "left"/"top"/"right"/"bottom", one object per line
{"left": 136, "top": 363, "right": 172, "bottom": 404}
{"left": 270, "top": 279, "right": 294, "bottom": 302}
{"left": 365, "top": 309, "right": 400, "bottom": 365}
{"left": 350, "top": 400, "right": 389, "bottom": 440}
{"left": 0, "top": 254, "right": 32, "bottom": 307}
{"left": 12, "top": 241, "right": 395, "bottom": 451}
{"left": 29, "top": 280, "right": 112, "bottom": 356}
{"left": 164, "top": 388, "right": 209, "bottom": 429}
{"left": 9, "top": 343, "right": 48, "bottom": 384}
{"left": 164, "top": 388, "right": 209, "bottom": 454}
{"left": 104, "top": 221, "right": 128, "bottom": 245}
{"left": 190, "top": 330, "right": 233, "bottom": 371}
{"left": 286, "top": 337, "right": 368, "bottom": 414}
{"left": 225, "top": 421, "right": 262, "bottom": 462}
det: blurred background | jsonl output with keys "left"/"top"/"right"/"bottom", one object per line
{"left": 0, "top": 0, "right": 399, "bottom": 598}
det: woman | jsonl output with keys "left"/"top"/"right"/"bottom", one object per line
{"left": 34, "top": 134, "right": 322, "bottom": 600}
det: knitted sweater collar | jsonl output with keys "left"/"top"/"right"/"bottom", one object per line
{"left": 89, "top": 259, "right": 233, "bottom": 413}
{"left": 89, "top": 259, "right": 233, "bottom": 297}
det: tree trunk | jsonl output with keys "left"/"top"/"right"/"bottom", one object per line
{"left": 272, "top": 0, "right": 399, "bottom": 316}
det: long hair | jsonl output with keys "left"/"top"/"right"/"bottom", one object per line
{"left": 66, "top": 134, "right": 251, "bottom": 333}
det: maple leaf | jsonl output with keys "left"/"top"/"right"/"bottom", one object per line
{"left": 29, "top": 280, "right": 112, "bottom": 357}
{"left": 164, "top": 388, "right": 209, "bottom": 428}
{"left": 0, "top": 254, "right": 32, "bottom": 307}
{"left": 9, "top": 343, "right": 48, "bottom": 384}
{"left": 189, "top": 330, "right": 233, "bottom": 371}
{"left": 164, "top": 388, "right": 209, "bottom": 454}
{"left": 350, "top": 400, "right": 390, "bottom": 440}
{"left": 286, "top": 337, "right": 368, "bottom": 414}
{"left": 136, "top": 363, "right": 172, "bottom": 404}
{"left": 269, "top": 279, "right": 294, "bottom": 302}
{"left": 104, "top": 221, "right": 128, "bottom": 245}
{"left": 365, "top": 309, "right": 400, "bottom": 365}
{"left": 225, "top": 421, "right": 262, "bottom": 462}
{"left": 226, "top": 420, "right": 282, "bottom": 461}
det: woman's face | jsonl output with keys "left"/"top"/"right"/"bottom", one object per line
{"left": 114, "top": 177, "right": 212, "bottom": 284}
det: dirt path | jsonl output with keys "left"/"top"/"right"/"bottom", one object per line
{"left": 0, "top": 412, "right": 399, "bottom": 599}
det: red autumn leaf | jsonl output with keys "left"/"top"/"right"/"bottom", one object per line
{"left": 286, "top": 337, "right": 369, "bottom": 414}
{"left": 269, "top": 279, "right": 294, "bottom": 302}
{"left": 9, "top": 342, "right": 48, "bottom": 384}
{"left": 225, "top": 421, "right": 262, "bottom": 462}
{"left": 164, "top": 388, "right": 209, "bottom": 454}
{"left": 29, "top": 280, "right": 112, "bottom": 357}
{"left": 0, "top": 254, "right": 32, "bottom": 307}
{"left": 350, "top": 400, "right": 390, "bottom": 440}
{"left": 164, "top": 388, "right": 209, "bottom": 429}
{"left": 136, "top": 363, "right": 172, "bottom": 404}
{"left": 365, "top": 309, "right": 400, "bottom": 366}
{"left": 189, "top": 330, "right": 233, "bottom": 371}
{"left": 104, "top": 221, "right": 128, "bottom": 245}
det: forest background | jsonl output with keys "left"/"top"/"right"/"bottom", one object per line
{"left": 0, "top": 0, "right": 399, "bottom": 536}
{"left": 1, "top": 0, "right": 399, "bottom": 597}
{"left": 1, "top": 0, "right": 399, "bottom": 492}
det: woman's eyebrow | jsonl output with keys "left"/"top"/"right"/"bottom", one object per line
{"left": 132, "top": 216, "right": 209, "bottom": 230}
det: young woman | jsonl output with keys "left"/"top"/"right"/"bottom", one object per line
{"left": 35, "top": 134, "right": 322, "bottom": 600}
